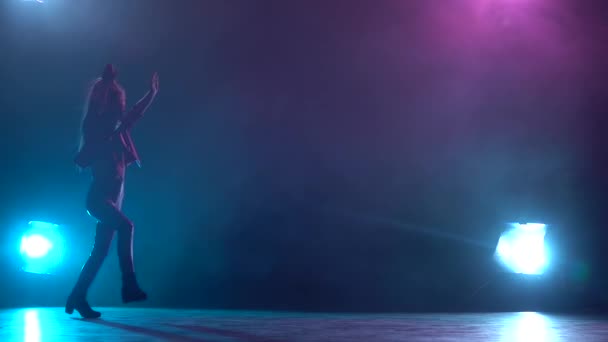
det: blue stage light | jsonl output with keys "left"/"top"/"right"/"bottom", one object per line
{"left": 20, "top": 235, "right": 53, "bottom": 258}
{"left": 20, "top": 221, "right": 64, "bottom": 275}
{"left": 495, "top": 223, "right": 548, "bottom": 275}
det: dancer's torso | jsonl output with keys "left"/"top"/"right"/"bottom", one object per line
{"left": 89, "top": 141, "right": 127, "bottom": 204}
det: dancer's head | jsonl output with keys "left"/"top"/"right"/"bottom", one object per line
{"left": 79, "top": 64, "right": 126, "bottom": 150}
{"left": 86, "top": 64, "right": 126, "bottom": 117}
{"left": 101, "top": 63, "right": 118, "bottom": 82}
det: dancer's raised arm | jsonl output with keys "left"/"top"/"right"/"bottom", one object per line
{"left": 121, "top": 72, "right": 159, "bottom": 130}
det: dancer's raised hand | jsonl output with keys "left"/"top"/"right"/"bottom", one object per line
{"left": 150, "top": 72, "right": 159, "bottom": 95}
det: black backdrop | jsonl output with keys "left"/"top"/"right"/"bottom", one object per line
{"left": 0, "top": 0, "right": 607, "bottom": 311}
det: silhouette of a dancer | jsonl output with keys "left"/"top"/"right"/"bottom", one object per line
{"left": 66, "top": 64, "right": 159, "bottom": 318}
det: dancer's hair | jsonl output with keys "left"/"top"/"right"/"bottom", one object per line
{"left": 78, "top": 64, "right": 126, "bottom": 151}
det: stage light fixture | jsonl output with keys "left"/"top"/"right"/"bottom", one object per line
{"left": 19, "top": 221, "right": 64, "bottom": 275}
{"left": 495, "top": 223, "right": 548, "bottom": 275}
{"left": 20, "top": 235, "right": 53, "bottom": 258}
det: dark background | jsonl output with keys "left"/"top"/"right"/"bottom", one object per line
{"left": 0, "top": 0, "right": 607, "bottom": 312}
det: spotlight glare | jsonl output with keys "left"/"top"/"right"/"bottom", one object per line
{"left": 20, "top": 235, "right": 53, "bottom": 258}
{"left": 495, "top": 223, "right": 548, "bottom": 275}
{"left": 19, "top": 221, "right": 64, "bottom": 275}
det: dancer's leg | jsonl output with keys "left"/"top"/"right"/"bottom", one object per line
{"left": 88, "top": 194, "right": 147, "bottom": 303}
{"left": 70, "top": 222, "right": 115, "bottom": 296}
{"left": 66, "top": 222, "right": 114, "bottom": 318}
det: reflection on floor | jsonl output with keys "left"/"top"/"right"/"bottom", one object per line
{"left": 1, "top": 308, "right": 607, "bottom": 341}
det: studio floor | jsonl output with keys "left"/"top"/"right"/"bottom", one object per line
{"left": 1, "top": 307, "right": 607, "bottom": 341}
